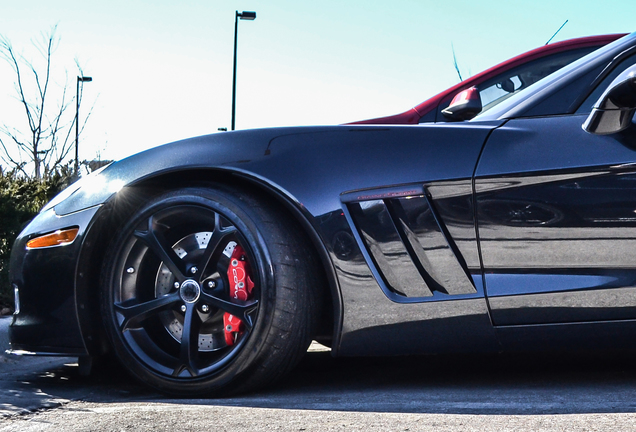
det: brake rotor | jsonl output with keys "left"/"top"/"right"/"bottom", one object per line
{"left": 154, "top": 231, "right": 226, "bottom": 352}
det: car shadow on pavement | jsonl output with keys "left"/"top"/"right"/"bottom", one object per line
{"left": 16, "top": 349, "right": 636, "bottom": 415}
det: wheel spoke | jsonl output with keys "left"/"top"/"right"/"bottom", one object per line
{"left": 216, "top": 250, "right": 231, "bottom": 275}
{"left": 114, "top": 292, "right": 181, "bottom": 331}
{"left": 198, "top": 215, "right": 237, "bottom": 276}
{"left": 110, "top": 197, "right": 271, "bottom": 384}
{"left": 173, "top": 302, "right": 201, "bottom": 377}
{"left": 200, "top": 291, "right": 258, "bottom": 329}
{"left": 134, "top": 215, "right": 186, "bottom": 280}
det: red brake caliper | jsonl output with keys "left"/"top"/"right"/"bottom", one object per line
{"left": 223, "top": 245, "right": 255, "bottom": 346}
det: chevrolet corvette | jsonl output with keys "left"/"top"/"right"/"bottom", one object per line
{"left": 8, "top": 31, "right": 636, "bottom": 396}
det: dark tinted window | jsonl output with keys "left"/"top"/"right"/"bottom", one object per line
{"left": 576, "top": 53, "right": 636, "bottom": 113}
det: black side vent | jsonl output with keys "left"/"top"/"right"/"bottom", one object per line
{"left": 347, "top": 193, "right": 475, "bottom": 299}
{"left": 387, "top": 196, "right": 476, "bottom": 295}
{"left": 348, "top": 200, "right": 434, "bottom": 297}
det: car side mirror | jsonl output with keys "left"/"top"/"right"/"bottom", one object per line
{"left": 441, "top": 87, "right": 482, "bottom": 121}
{"left": 583, "top": 65, "right": 636, "bottom": 135}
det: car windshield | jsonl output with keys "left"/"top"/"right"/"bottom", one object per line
{"left": 473, "top": 32, "right": 636, "bottom": 121}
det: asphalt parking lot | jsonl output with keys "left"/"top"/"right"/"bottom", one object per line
{"left": 3, "top": 315, "right": 636, "bottom": 430}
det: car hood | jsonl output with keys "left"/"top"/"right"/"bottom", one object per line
{"left": 53, "top": 122, "right": 504, "bottom": 217}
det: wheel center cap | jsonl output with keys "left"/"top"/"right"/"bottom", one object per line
{"left": 179, "top": 279, "right": 201, "bottom": 303}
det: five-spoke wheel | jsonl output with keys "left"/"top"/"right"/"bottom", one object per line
{"left": 101, "top": 186, "right": 319, "bottom": 395}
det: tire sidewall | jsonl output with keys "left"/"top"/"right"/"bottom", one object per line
{"left": 101, "top": 186, "right": 280, "bottom": 395}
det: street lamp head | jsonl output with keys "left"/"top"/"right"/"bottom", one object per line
{"left": 238, "top": 11, "right": 256, "bottom": 20}
{"left": 78, "top": 76, "right": 93, "bottom": 82}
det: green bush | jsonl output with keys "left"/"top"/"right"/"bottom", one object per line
{"left": 0, "top": 167, "right": 73, "bottom": 309}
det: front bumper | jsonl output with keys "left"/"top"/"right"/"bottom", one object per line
{"left": 9, "top": 205, "right": 101, "bottom": 356}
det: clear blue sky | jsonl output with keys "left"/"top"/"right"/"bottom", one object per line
{"left": 0, "top": 0, "right": 634, "bottom": 163}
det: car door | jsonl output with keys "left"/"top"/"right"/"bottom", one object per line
{"left": 474, "top": 57, "right": 636, "bottom": 326}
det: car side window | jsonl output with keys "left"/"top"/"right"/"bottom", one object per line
{"left": 479, "top": 76, "right": 523, "bottom": 108}
{"left": 435, "top": 46, "right": 599, "bottom": 122}
{"left": 576, "top": 53, "right": 636, "bottom": 114}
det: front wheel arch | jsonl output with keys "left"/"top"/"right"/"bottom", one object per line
{"left": 75, "top": 169, "right": 340, "bottom": 357}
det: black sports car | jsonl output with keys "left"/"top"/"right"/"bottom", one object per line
{"left": 8, "top": 32, "right": 636, "bottom": 396}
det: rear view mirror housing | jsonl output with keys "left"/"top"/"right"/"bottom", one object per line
{"left": 441, "top": 87, "right": 482, "bottom": 121}
{"left": 583, "top": 65, "right": 636, "bottom": 135}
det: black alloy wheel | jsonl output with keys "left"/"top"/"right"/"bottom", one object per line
{"left": 101, "top": 185, "right": 320, "bottom": 395}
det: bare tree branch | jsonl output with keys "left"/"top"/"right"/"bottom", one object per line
{"left": 0, "top": 27, "right": 92, "bottom": 179}
{"left": 0, "top": 37, "right": 36, "bottom": 136}
{"left": 0, "top": 137, "right": 28, "bottom": 177}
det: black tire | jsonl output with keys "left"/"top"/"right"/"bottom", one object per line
{"left": 100, "top": 185, "right": 320, "bottom": 396}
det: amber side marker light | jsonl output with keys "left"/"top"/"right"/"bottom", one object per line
{"left": 26, "top": 227, "right": 79, "bottom": 249}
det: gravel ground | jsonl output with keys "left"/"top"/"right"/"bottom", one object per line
{"left": 3, "top": 317, "right": 636, "bottom": 431}
{"left": 3, "top": 402, "right": 636, "bottom": 431}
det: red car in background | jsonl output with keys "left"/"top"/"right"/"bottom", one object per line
{"left": 351, "top": 34, "right": 626, "bottom": 124}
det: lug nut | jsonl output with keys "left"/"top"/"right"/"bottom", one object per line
{"left": 190, "top": 266, "right": 198, "bottom": 274}
{"left": 180, "top": 305, "right": 187, "bottom": 313}
{"left": 201, "top": 304, "right": 209, "bottom": 313}
{"left": 126, "top": 267, "right": 135, "bottom": 274}
{"left": 207, "top": 281, "right": 216, "bottom": 288}
{"left": 174, "top": 282, "right": 180, "bottom": 289}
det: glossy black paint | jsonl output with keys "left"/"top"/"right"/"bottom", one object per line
{"left": 10, "top": 32, "right": 636, "bottom": 362}
{"left": 346, "top": 194, "right": 476, "bottom": 299}
{"left": 349, "top": 198, "right": 436, "bottom": 298}
{"left": 475, "top": 115, "right": 636, "bottom": 326}
{"left": 9, "top": 205, "right": 100, "bottom": 355}
{"left": 11, "top": 122, "right": 503, "bottom": 357}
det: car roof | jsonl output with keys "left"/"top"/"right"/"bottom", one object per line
{"left": 349, "top": 34, "right": 626, "bottom": 125}
{"left": 474, "top": 32, "right": 636, "bottom": 121}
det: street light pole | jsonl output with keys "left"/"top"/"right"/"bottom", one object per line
{"left": 231, "top": 10, "right": 256, "bottom": 131}
{"left": 75, "top": 76, "right": 92, "bottom": 177}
